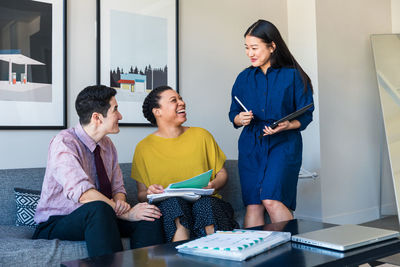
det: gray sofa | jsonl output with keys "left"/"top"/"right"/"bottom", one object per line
{"left": 0, "top": 160, "right": 245, "bottom": 266}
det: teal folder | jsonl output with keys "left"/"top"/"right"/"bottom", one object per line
{"left": 168, "top": 169, "right": 213, "bottom": 189}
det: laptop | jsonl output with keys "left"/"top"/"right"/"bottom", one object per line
{"left": 291, "top": 224, "right": 399, "bottom": 251}
{"left": 291, "top": 242, "right": 345, "bottom": 258}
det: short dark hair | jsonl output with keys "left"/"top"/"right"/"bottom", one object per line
{"left": 142, "top": 85, "right": 173, "bottom": 125}
{"left": 75, "top": 85, "right": 117, "bottom": 125}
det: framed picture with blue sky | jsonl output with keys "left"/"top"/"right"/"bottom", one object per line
{"left": 97, "top": 0, "right": 179, "bottom": 126}
{"left": 0, "top": 0, "right": 67, "bottom": 129}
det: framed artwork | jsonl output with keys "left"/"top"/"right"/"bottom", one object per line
{"left": 0, "top": 0, "right": 67, "bottom": 129}
{"left": 97, "top": 0, "right": 179, "bottom": 126}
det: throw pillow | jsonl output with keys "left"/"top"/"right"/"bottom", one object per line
{"left": 14, "top": 187, "right": 41, "bottom": 227}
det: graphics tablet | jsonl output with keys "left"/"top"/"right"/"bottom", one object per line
{"left": 270, "top": 103, "right": 313, "bottom": 129}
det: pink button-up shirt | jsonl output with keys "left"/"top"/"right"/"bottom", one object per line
{"left": 34, "top": 124, "right": 126, "bottom": 223}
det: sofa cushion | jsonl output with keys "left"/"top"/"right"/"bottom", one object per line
{"left": 0, "top": 161, "right": 244, "bottom": 226}
{"left": 0, "top": 237, "right": 88, "bottom": 267}
{"left": 0, "top": 225, "right": 35, "bottom": 239}
{"left": 119, "top": 163, "right": 139, "bottom": 206}
{"left": 0, "top": 168, "right": 45, "bottom": 225}
{"left": 14, "top": 188, "right": 40, "bottom": 227}
{"left": 0, "top": 166, "right": 138, "bottom": 226}
{"left": 0, "top": 225, "right": 130, "bottom": 267}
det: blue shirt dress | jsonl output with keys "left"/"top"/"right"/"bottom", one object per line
{"left": 229, "top": 66, "right": 314, "bottom": 210}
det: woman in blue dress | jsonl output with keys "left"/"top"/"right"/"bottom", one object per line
{"left": 229, "top": 20, "right": 314, "bottom": 227}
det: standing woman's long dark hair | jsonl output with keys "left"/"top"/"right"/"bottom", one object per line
{"left": 245, "top": 20, "right": 313, "bottom": 93}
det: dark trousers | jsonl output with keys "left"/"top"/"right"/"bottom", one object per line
{"left": 32, "top": 201, "right": 164, "bottom": 257}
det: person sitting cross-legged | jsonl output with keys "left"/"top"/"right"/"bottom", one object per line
{"left": 132, "top": 85, "right": 239, "bottom": 243}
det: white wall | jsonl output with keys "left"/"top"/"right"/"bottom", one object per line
{"left": 180, "top": 0, "right": 288, "bottom": 159}
{"left": 68, "top": 1, "right": 157, "bottom": 166}
{"left": 287, "top": 0, "right": 322, "bottom": 221}
{"left": 392, "top": 0, "right": 400, "bottom": 33}
{"left": 316, "top": 0, "right": 392, "bottom": 224}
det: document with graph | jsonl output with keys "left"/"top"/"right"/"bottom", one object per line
{"left": 176, "top": 230, "right": 291, "bottom": 261}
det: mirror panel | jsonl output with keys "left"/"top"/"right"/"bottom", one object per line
{"left": 371, "top": 34, "right": 400, "bottom": 222}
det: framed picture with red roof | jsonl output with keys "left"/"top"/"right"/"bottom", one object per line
{"left": 97, "top": 0, "right": 179, "bottom": 126}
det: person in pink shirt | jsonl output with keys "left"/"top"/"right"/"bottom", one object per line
{"left": 33, "top": 85, "right": 164, "bottom": 257}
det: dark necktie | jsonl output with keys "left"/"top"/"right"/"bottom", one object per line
{"left": 94, "top": 145, "right": 112, "bottom": 199}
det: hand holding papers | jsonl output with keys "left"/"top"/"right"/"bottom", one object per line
{"left": 176, "top": 230, "right": 291, "bottom": 261}
{"left": 147, "top": 170, "right": 214, "bottom": 203}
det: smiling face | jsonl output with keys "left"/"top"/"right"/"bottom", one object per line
{"left": 101, "top": 96, "right": 122, "bottom": 134}
{"left": 245, "top": 35, "right": 275, "bottom": 73}
{"left": 153, "top": 89, "right": 186, "bottom": 126}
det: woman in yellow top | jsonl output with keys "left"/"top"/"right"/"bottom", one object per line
{"left": 131, "top": 86, "right": 238, "bottom": 242}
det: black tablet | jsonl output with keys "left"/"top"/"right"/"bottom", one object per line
{"left": 270, "top": 103, "right": 314, "bottom": 129}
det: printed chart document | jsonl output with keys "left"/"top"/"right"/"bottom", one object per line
{"left": 147, "top": 169, "right": 214, "bottom": 203}
{"left": 176, "top": 230, "right": 291, "bottom": 261}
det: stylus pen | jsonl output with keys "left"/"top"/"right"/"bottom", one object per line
{"left": 234, "top": 96, "right": 249, "bottom": 112}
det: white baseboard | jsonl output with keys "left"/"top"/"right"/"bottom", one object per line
{"left": 322, "top": 206, "right": 380, "bottom": 224}
{"left": 381, "top": 202, "right": 397, "bottom": 215}
{"left": 295, "top": 205, "right": 397, "bottom": 223}
{"left": 293, "top": 213, "right": 323, "bottom": 222}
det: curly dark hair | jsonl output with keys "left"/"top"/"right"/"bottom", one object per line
{"left": 142, "top": 85, "right": 173, "bottom": 125}
{"left": 75, "top": 85, "right": 116, "bottom": 125}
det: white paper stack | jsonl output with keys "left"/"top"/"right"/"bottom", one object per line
{"left": 147, "top": 191, "right": 201, "bottom": 203}
{"left": 176, "top": 230, "right": 291, "bottom": 261}
{"left": 147, "top": 169, "right": 214, "bottom": 203}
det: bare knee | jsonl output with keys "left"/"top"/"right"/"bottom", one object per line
{"left": 244, "top": 204, "right": 265, "bottom": 228}
{"left": 246, "top": 204, "right": 264, "bottom": 215}
{"left": 263, "top": 199, "right": 280, "bottom": 211}
{"left": 262, "top": 199, "right": 293, "bottom": 223}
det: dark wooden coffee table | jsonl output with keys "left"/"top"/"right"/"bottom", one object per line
{"left": 61, "top": 219, "right": 400, "bottom": 267}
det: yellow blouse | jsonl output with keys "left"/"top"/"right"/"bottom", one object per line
{"left": 131, "top": 127, "right": 226, "bottom": 197}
